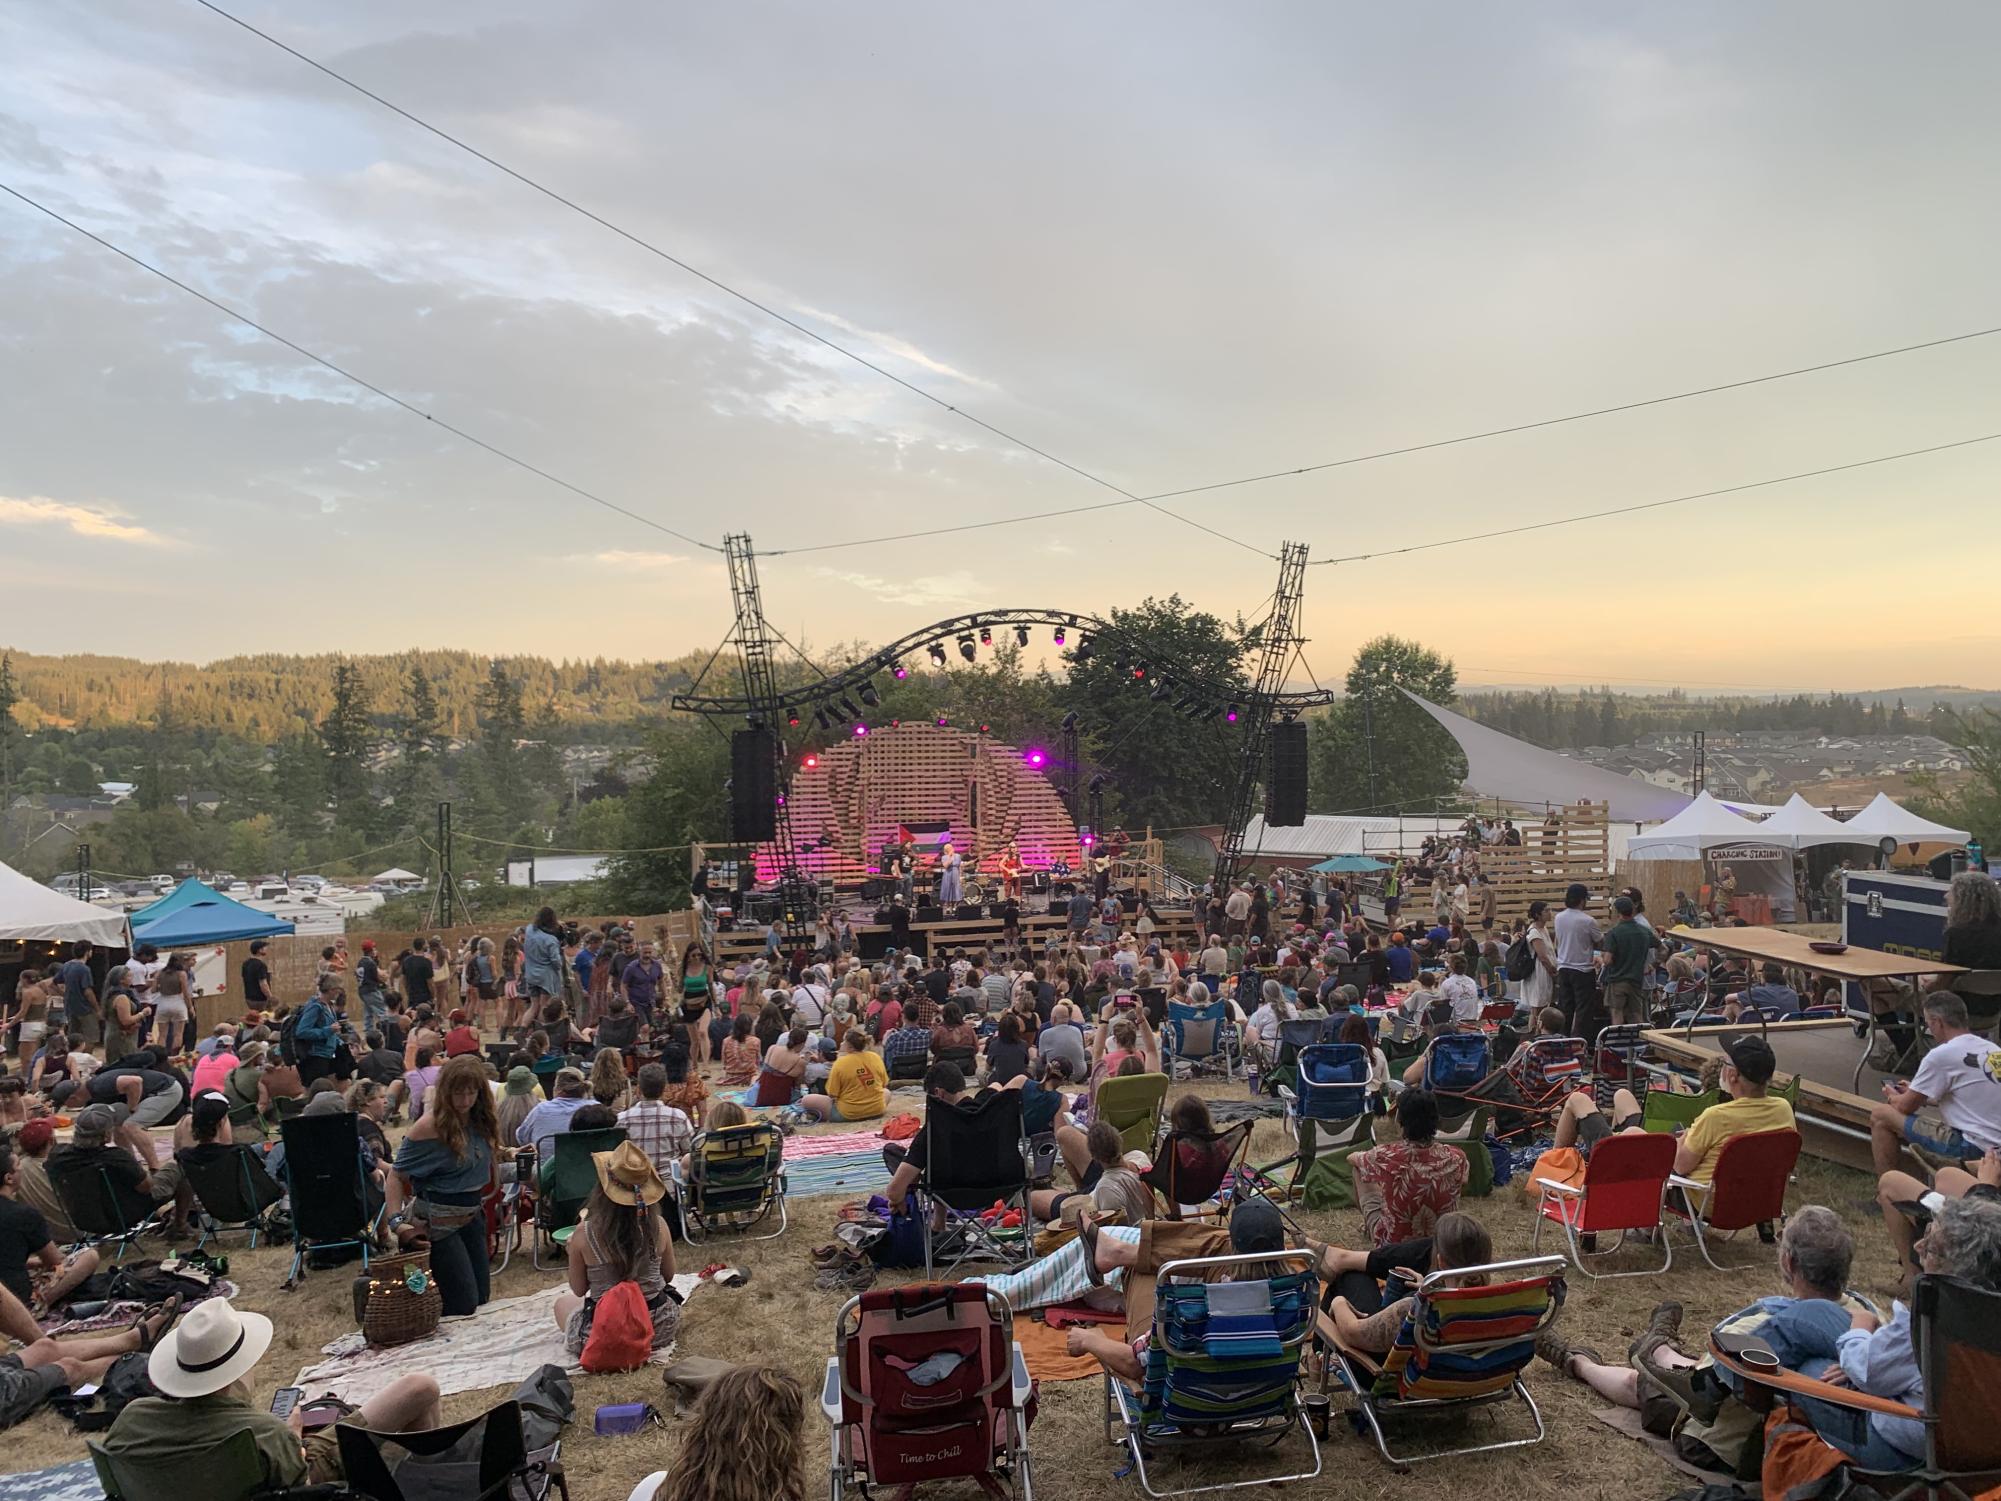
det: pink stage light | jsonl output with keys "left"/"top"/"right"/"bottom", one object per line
{"left": 1081, "top": 832, "right": 1095, "bottom": 846}
{"left": 1024, "top": 748, "right": 1047, "bottom": 767}
{"left": 853, "top": 723, "right": 868, "bottom": 736}
{"left": 1225, "top": 708, "right": 1239, "bottom": 722}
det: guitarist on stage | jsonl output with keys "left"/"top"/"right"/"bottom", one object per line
{"left": 997, "top": 840, "right": 1025, "bottom": 902}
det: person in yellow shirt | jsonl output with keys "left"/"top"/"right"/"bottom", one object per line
{"left": 803, "top": 1031, "right": 886, "bottom": 1123}
{"left": 1677, "top": 1035, "right": 1795, "bottom": 1187}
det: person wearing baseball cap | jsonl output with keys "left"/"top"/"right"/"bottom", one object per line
{"left": 1673, "top": 1035, "right": 1792, "bottom": 1192}
{"left": 46, "top": 1104, "right": 189, "bottom": 1234}
{"left": 97, "top": 1296, "right": 440, "bottom": 1491}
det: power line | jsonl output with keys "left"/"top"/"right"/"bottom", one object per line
{"left": 189, "top": 0, "right": 1271, "bottom": 563}
{"left": 1141, "top": 324, "right": 2001, "bottom": 503}
{"left": 762, "top": 497, "right": 1136, "bottom": 557}
{"left": 0, "top": 180, "right": 718, "bottom": 553}
{"left": 1308, "top": 430, "right": 2001, "bottom": 566}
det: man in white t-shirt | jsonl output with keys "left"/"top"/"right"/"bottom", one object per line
{"left": 1438, "top": 952, "right": 1483, "bottom": 1023}
{"left": 791, "top": 969, "right": 831, "bottom": 1031}
{"left": 1200, "top": 937, "right": 1229, "bottom": 978}
{"left": 126, "top": 945, "right": 162, "bottom": 1008}
{"left": 1224, "top": 886, "right": 1252, "bottom": 936}
{"left": 1870, "top": 990, "right": 2001, "bottom": 1172}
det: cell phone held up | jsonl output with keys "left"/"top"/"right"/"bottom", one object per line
{"left": 270, "top": 1387, "right": 304, "bottom": 1420}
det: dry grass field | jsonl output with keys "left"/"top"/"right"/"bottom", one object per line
{"left": 9, "top": 1081, "right": 1903, "bottom": 1501}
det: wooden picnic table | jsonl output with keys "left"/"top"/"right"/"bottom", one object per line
{"left": 1664, "top": 924, "right": 1963, "bottom": 982}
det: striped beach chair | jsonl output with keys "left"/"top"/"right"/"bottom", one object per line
{"left": 1105, "top": 1250, "right": 1324, "bottom": 1498}
{"left": 671, "top": 1120, "right": 789, "bottom": 1242}
{"left": 1333, "top": 1255, "right": 1566, "bottom": 1466}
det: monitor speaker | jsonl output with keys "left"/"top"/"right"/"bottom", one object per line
{"left": 1266, "top": 721, "right": 1308, "bottom": 826}
{"left": 730, "top": 729, "right": 777, "bottom": 842}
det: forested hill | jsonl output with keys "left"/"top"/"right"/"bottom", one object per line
{"left": 0, "top": 648, "right": 717, "bottom": 741}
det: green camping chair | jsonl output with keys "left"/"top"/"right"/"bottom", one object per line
{"left": 1094, "top": 1072, "right": 1170, "bottom": 1157}
{"left": 531, "top": 1127, "right": 626, "bottom": 1268}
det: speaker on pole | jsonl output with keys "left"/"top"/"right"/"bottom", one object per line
{"left": 731, "top": 728, "right": 777, "bottom": 842}
{"left": 1266, "top": 720, "right": 1308, "bottom": 826}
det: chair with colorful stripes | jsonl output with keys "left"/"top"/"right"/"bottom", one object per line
{"left": 1333, "top": 1255, "right": 1566, "bottom": 1466}
{"left": 1105, "top": 1249, "right": 1325, "bottom": 1497}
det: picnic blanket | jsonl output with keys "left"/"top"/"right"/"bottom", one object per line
{"left": 1588, "top": 1405, "right": 1761, "bottom": 1495}
{"left": 294, "top": 1275, "right": 703, "bottom": 1403}
{"left": 39, "top": 1278, "right": 240, "bottom": 1337}
{"left": 0, "top": 1461, "right": 98, "bottom": 1501}
{"left": 1013, "top": 1315, "right": 1100, "bottom": 1382}
{"left": 1206, "top": 1097, "right": 1285, "bottom": 1125}
{"left": 781, "top": 1128, "right": 888, "bottom": 1160}
{"left": 784, "top": 1149, "right": 888, "bottom": 1199}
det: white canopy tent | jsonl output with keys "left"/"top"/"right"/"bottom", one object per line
{"left": 372, "top": 867, "right": 423, "bottom": 883}
{"left": 1839, "top": 792, "right": 1971, "bottom": 847}
{"left": 0, "top": 859, "right": 130, "bottom": 947}
{"left": 1755, "top": 793, "right": 1876, "bottom": 852}
{"left": 1625, "top": 791, "right": 1769, "bottom": 861}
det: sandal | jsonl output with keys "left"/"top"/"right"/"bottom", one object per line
{"left": 135, "top": 1293, "right": 184, "bottom": 1352}
{"left": 1078, "top": 1214, "right": 1106, "bottom": 1287}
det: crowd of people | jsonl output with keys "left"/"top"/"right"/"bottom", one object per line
{"left": 4, "top": 861, "right": 2001, "bottom": 1497}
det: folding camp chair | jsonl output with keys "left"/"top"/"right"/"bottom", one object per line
{"left": 1479, "top": 1002, "right": 1517, "bottom": 1025}
{"left": 915, "top": 1088, "right": 1036, "bottom": 1277}
{"left": 46, "top": 1157, "right": 166, "bottom": 1262}
{"left": 1332, "top": 1255, "right": 1566, "bottom": 1466}
{"left": 1280, "top": 1043, "right": 1371, "bottom": 1149}
{"left": 336, "top": 1398, "right": 567, "bottom": 1501}
{"left": 1667, "top": 1127, "right": 1802, "bottom": 1270}
{"left": 1709, "top": 1272, "right": 2001, "bottom": 1501}
{"left": 820, "top": 1282, "right": 1034, "bottom": 1501}
{"left": 90, "top": 1429, "right": 335, "bottom": 1501}
{"left": 532, "top": 1126, "right": 628, "bottom": 1267}
{"left": 1421, "top": 1032, "right": 1490, "bottom": 1099}
{"left": 1502, "top": 1037, "right": 1587, "bottom": 1138}
{"left": 1142, "top": 1121, "right": 1255, "bottom": 1219}
{"left": 279, "top": 1111, "right": 380, "bottom": 1285}
{"left": 1106, "top": 1249, "right": 1324, "bottom": 1498}
{"left": 1265, "top": 1019, "right": 1325, "bottom": 1096}
{"left": 672, "top": 1120, "right": 788, "bottom": 1243}
{"left": 180, "top": 1141, "right": 285, "bottom": 1250}
{"left": 1532, "top": 1131, "right": 1677, "bottom": 1277}
{"left": 1164, "top": 999, "right": 1238, "bottom": 1082}
{"left": 1095, "top": 1071, "right": 1169, "bottom": 1156}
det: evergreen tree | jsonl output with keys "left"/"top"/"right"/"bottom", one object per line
{"left": 319, "top": 660, "right": 374, "bottom": 831}
{"left": 0, "top": 653, "right": 19, "bottom": 814}
{"left": 473, "top": 660, "right": 529, "bottom": 819}
{"left": 1309, "top": 637, "right": 1466, "bottom": 813}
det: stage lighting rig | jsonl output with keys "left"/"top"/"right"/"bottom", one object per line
{"left": 978, "top": 624, "right": 992, "bottom": 646}
{"left": 813, "top": 709, "right": 831, "bottom": 731}
{"left": 1073, "top": 634, "right": 1092, "bottom": 660}
{"left": 838, "top": 696, "right": 863, "bottom": 719}
{"left": 858, "top": 681, "right": 880, "bottom": 708}
{"left": 1015, "top": 625, "right": 1030, "bottom": 647}
{"left": 929, "top": 642, "right": 947, "bottom": 666}
{"left": 958, "top": 634, "right": 977, "bottom": 662}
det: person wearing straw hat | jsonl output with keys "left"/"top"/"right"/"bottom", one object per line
{"left": 100, "top": 1297, "right": 442, "bottom": 1492}
{"left": 552, "top": 1140, "right": 682, "bottom": 1357}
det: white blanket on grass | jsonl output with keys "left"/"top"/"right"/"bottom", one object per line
{"left": 293, "top": 1275, "right": 703, "bottom": 1403}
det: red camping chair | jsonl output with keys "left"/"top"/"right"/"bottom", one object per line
{"left": 819, "top": 1282, "right": 1034, "bottom": 1501}
{"left": 1139, "top": 1121, "right": 1255, "bottom": 1221}
{"left": 1532, "top": 1131, "right": 1677, "bottom": 1279}
{"left": 1667, "top": 1128, "right": 1801, "bottom": 1270}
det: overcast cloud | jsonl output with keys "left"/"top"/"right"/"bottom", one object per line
{"left": 2, "top": 2, "right": 1998, "bottom": 689}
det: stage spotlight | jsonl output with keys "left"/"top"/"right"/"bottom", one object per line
{"left": 1088, "top": 773, "right": 1107, "bottom": 793}
{"left": 978, "top": 624, "right": 992, "bottom": 646}
{"left": 1226, "top": 703, "right": 1241, "bottom": 723}
{"left": 1015, "top": 625, "right": 1030, "bottom": 647}
{"left": 786, "top": 709, "right": 800, "bottom": 727}
{"left": 802, "top": 753, "right": 820, "bottom": 769}
{"left": 1133, "top": 662, "right": 1149, "bottom": 680}
{"left": 828, "top": 701, "right": 849, "bottom": 723}
{"left": 929, "top": 642, "right": 947, "bottom": 666}
{"left": 1172, "top": 694, "right": 1193, "bottom": 711}
{"left": 853, "top": 723, "right": 868, "bottom": 737}
{"left": 1061, "top": 711, "right": 1079, "bottom": 731}
{"left": 892, "top": 662, "right": 908, "bottom": 680}
{"left": 838, "top": 696, "right": 862, "bottom": 719}
{"left": 858, "top": 682, "right": 880, "bottom": 708}
{"left": 1053, "top": 625, "right": 1066, "bottom": 645}
{"left": 1023, "top": 748, "right": 1047, "bottom": 768}
{"left": 935, "top": 714, "right": 949, "bottom": 727}
{"left": 813, "top": 708, "right": 830, "bottom": 731}
{"left": 1201, "top": 705, "right": 1224, "bottom": 722}
{"left": 958, "top": 635, "right": 977, "bottom": 662}
{"left": 1073, "top": 635, "right": 1093, "bottom": 661}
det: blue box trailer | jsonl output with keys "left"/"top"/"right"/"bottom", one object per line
{"left": 1841, "top": 868, "right": 1954, "bottom": 969}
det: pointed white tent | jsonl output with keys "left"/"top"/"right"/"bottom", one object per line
{"left": 1626, "top": 791, "right": 1769, "bottom": 860}
{"left": 0, "top": 859, "right": 129, "bottom": 947}
{"left": 1839, "top": 792, "right": 1970, "bottom": 847}
{"left": 1753, "top": 793, "right": 1874, "bottom": 852}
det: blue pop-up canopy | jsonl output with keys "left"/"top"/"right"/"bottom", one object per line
{"left": 1307, "top": 855, "right": 1389, "bottom": 873}
{"left": 129, "top": 879, "right": 294, "bottom": 945}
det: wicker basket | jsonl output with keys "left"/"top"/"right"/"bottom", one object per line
{"left": 359, "top": 1249, "right": 443, "bottom": 1347}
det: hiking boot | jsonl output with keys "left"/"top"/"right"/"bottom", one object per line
{"left": 1634, "top": 1341, "right": 1722, "bottom": 1424}
{"left": 1534, "top": 1326, "right": 1603, "bottom": 1377}
{"left": 1627, "top": 1300, "right": 1685, "bottom": 1365}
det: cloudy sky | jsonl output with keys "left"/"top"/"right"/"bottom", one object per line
{"left": 3, "top": 2, "right": 1998, "bottom": 691}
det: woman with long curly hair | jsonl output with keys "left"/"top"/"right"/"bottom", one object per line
{"left": 589, "top": 1046, "right": 631, "bottom": 1111}
{"left": 628, "top": 1363, "right": 806, "bottom": 1501}
{"left": 677, "top": 942, "right": 714, "bottom": 1071}
{"left": 388, "top": 1053, "right": 501, "bottom": 1315}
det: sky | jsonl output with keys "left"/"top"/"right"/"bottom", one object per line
{"left": 3, "top": 2, "right": 1999, "bottom": 692}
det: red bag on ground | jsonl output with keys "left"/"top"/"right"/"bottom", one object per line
{"left": 881, "top": 1114, "right": 922, "bottom": 1142}
{"left": 580, "top": 1281, "right": 655, "bottom": 1374}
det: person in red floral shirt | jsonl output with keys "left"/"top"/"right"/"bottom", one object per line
{"left": 1349, "top": 1089, "right": 1467, "bottom": 1248}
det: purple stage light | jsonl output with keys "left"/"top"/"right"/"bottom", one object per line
{"left": 1024, "top": 748, "right": 1047, "bottom": 767}
{"left": 853, "top": 723, "right": 868, "bottom": 736}
{"left": 1080, "top": 832, "right": 1095, "bottom": 846}
{"left": 1225, "top": 708, "right": 1239, "bottom": 722}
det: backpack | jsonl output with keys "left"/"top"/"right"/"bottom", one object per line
{"left": 277, "top": 1006, "right": 302, "bottom": 1066}
{"left": 1505, "top": 933, "right": 1536, "bottom": 983}
{"left": 50, "top": 1349, "right": 156, "bottom": 1432}
{"left": 579, "top": 1281, "right": 655, "bottom": 1374}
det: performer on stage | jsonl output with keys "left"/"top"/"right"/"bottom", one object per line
{"left": 1092, "top": 846, "right": 1113, "bottom": 900}
{"left": 937, "top": 842, "right": 964, "bottom": 904}
{"left": 997, "top": 840, "right": 1024, "bottom": 901}
{"left": 884, "top": 844, "right": 914, "bottom": 905}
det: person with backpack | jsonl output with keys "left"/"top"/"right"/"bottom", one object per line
{"left": 1516, "top": 901, "right": 1558, "bottom": 1013}
{"left": 290, "top": 977, "right": 343, "bottom": 1087}
{"left": 553, "top": 1141, "right": 681, "bottom": 1372}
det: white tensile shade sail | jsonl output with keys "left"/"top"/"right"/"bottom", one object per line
{"left": 1753, "top": 793, "right": 1876, "bottom": 851}
{"left": 1839, "top": 792, "right": 1971, "bottom": 847}
{"left": 1401, "top": 691, "right": 1693, "bottom": 822}
{"left": 1625, "top": 791, "right": 1769, "bottom": 860}
{"left": 0, "top": 859, "right": 129, "bottom": 947}
{"left": 372, "top": 868, "right": 423, "bottom": 883}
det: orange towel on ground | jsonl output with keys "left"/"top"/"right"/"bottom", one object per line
{"left": 1013, "top": 1316, "right": 1103, "bottom": 1382}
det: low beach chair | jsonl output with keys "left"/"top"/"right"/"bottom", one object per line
{"left": 1142, "top": 1120, "right": 1255, "bottom": 1220}
{"left": 1280, "top": 1043, "right": 1370, "bottom": 1147}
{"left": 336, "top": 1397, "right": 568, "bottom": 1501}
{"left": 1667, "top": 1127, "right": 1801, "bottom": 1270}
{"left": 1105, "top": 1248, "right": 1324, "bottom": 1498}
{"left": 1332, "top": 1254, "right": 1566, "bottom": 1467}
{"left": 46, "top": 1158, "right": 167, "bottom": 1262}
{"left": 1421, "top": 1032, "right": 1490, "bottom": 1099}
{"left": 671, "top": 1120, "right": 788, "bottom": 1243}
{"left": 820, "top": 1282, "right": 1033, "bottom": 1501}
{"left": 180, "top": 1141, "right": 284, "bottom": 1251}
{"left": 1264, "top": 1019, "right": 1324, "bottom": 1096}
{"left": 915, "top": 1088, "right": 1035, "bottom": 1276}
{"left": 1532, "top": 1130, "right": 1677, "bottom": 1277}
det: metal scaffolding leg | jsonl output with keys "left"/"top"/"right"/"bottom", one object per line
{"left": 1213, "top": 542, "right": 1309, "bottom": 891}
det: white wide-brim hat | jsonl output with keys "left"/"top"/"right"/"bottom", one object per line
{"left": 149, "top": 1298, "right": 273, "bottom": 1398}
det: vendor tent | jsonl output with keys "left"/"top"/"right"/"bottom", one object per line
{"left": 130, "top": 879, "right": 294, "bottom": 946}
{"left": 1753, "top": 794, "right": 1875, "bottom": 852}
{"left": 1625, "top": 791, "right": 1768, "bottom": 861}
{"left": 372, "top": 867, "right": 422, "bottom": 884}
{"left": 1839, "top": 792, "right": 1971, "bottom": 848}
{"left": 0, "top": 859, "right": 129, "bottom": 948}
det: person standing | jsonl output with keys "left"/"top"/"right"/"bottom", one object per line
{"left": 58, "top": 942, "right": 99, "bottom": 1048}
{"left": 1552, "top": 883, "right": 1601, "bottom": 1034}
{"left": 522, "top": 908, "right": 566, "bottom": 1032}
{"left": 399, "top": 938, "right": 436, "bottom": 1014}
{"left": 621, "top": 941, "right": 665, "bottom": 1031}
{"left": 1522, "top": 901, "right": 1558, "bottom": 1013}
{"left": 387, "top": 1054, "right": 500, "bottom": 1316}
{"left": 354, "top": 940, "right": 388, "bottom": 1035}
{"left": 937, "top": 843, "right": 963, "bottom": 905}
{"left": 1598, "top": 895, "right": 1653, "bottom": 1031}
{"left": 292, "top": 977, "right": 342, "bottom": 1087}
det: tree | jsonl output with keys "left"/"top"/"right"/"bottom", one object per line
{"left": 319, "top": 660, "right": 374, "bottom": 831}
{"left": 0, "top": 653, "right": 19, "bottom": 813}
{"left": 472, "top": 660, "right": 529, "bottom": 822}
{"left": 601, "top": 721, "right": 730, "bottom": 911}
{"left": 1309, "top": 636, "right": 1467, "bottom": 814}
{"left": 271, "top": 730, "right": 327, "bottom": 839}
{"left": 391, "top": 660, "right": 444, "bottom": 821}
{"left": 136, "top": 684, "right": 184, "bottom": 813}
{"left": 1911, "top": 709, "right": 2001, "bottom": 849}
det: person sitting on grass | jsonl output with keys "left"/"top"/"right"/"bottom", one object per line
{"left": 552, "top": 1142, "right": 681, "bottom": 1358}
{"left": 7, "top": 1119, "right": 78, "bottom": 1246}
{"left": 718, "top": 1012, "right": 762, "bottom": 1088}
{"left": 680, "top": 1099, "right": 751, "bottom": 1184}
{"left": 99, "top": 1296, "right": 440, "bottom": 1494}
{"left": 0, "top": 1282, "right": 179, "bottom": 1433}
{"left": 800, "top": 1029, "right": 887, "bottom": 1123}
{"left": 625, "top": 1363, "right": 806, "bottom": 1501}
{"left": 1322, "top": 1210, "right": 1492, "bottom": 1356}
{"left": 0, "top": 1143, "right": 100, "bottom": 1316}
{"left": 46, "top": 1104, "right": 191, "bottom": 1237}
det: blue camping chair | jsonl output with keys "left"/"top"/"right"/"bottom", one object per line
{"left": 1421, "top": 1032, "right": 1490, "bottom": 1096}
{"left": 1166, "top": 998, "right": 1239, "bottom": 1082}
{"left": 1280, "top": 1043, "right": 1370, "bottom": 1148}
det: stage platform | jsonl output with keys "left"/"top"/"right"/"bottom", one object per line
{"left": 710, "top": 905, "right": 1207, "bottom": 968}
{"left": 1643, "top": 1017, "right": 1887, "bottom": 1171}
